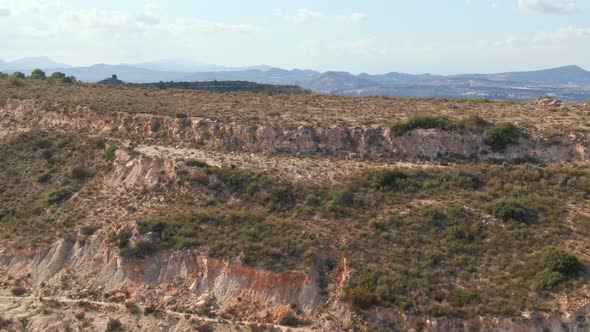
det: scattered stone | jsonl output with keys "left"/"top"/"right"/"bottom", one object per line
{"left": 198, "top": 293, "right": 214, "bottom": 303}
{"left": 534, "top": 98, "right": 562, "bottom": 107}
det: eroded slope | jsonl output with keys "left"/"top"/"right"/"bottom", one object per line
{"left": 0, "top": 83, "right": 590, "bottom": 331}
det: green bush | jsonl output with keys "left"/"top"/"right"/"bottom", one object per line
{"left": 47, "top": 188, "right": 72, "bottom": 205}
{"left": 33, "top": 138, "right": 52, "bottom": 149}
{"left": 104, "top": 144, "right": 117, "bottom": 161}
{"left": 36, "top": 172, "right": 52, "bottom": 183}
{"left": 437, "top": 170, "right": 479, "bottom": 190}
{"left": 487, "top": 200, "right": 527, "bottom": 223}
{"left": 48, "top": 72, "right": 76, "bottom": 83}
{"left": 277, "top": 309, "right": 304, "bottom": 326}
{"left": 71, "top": 166, "right": 92, "bottom": 181}
{"left": 531, "top": 247, "right": 582, "bottom": 292}
{"left": 423, "top": 207, "right": 447, "bottom": 227}
{"left": 484, "top": 123, "right": 521, "bottom": 151}
{"left": 573, "top": 177, "right": 590, "bottom": 195}
{"left": 50, "top": 72, "right": 66, "bottom": 80}
{"left": 121, "top": 240, "right": 159, "bottom": 259}
{"left": 532, "top": 269, "right": 564, "bottom": 291}
{"left": 80, "top": 225, "right": 98, "bottom": 236}
{"left": 61, "top": 76, "right": 76, "bottom": 84}
{"left": 125, "top": 301, "right": 140, "bottom": 314}
{"left": 132, "top": 209, "right": 315, "bottom": 272}
{"left": 344, "top": 287, "right": 377, "bottom": 309}
{"left": 445, "top": 224, "right": 480, "bottom": 243}
{"left": 457, "top": 115, "right": 491, "bottom": 132}
{"left": 188, "top": 170, "right": 210, "bottom": 185}
{"left": 346, "top": 268, "right": 395, "bottom": 305}
{"left": 185, "top": 159, "right": 209, "bottom": 168}
{"left": 540, "top": 246, "right": 582, "bottom": 276}
{"left": 106, "top": 318, "right": 124, "bottom": 332}
{"left": 6, "top": 75, "right": 25, "bottom": 87}
{"left": 211, "top": 167, "right": 257, "bottom": 189}
{"left": 454, "top": 289, "right": 480, "bottom": 306}
{"left": 11, "top": 71, "right": 25, "bottom": 79}
{"left": 330, "top": 188, "right": 354, "bottom": 207}
{"left": 29, "top": 69, "right": 46, "bottom": 80}
{"left": 366, "top": 169, "right": 407, "bottom": 190}
{"left": 11, "top": 286, "right": 28, "bottom": 296}
{"left": 391, "top": 116, "right": 456, "bottom": 136}
{"left": 113, "top": 229, "right": 131, "bottom": 249}
{"left": 257, "top": 181, "right": 295, "bottom": 211}
{"left": 137, "top": 218, "right": 168, "bottom": 235}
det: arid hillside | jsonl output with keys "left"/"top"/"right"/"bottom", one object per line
{"left": 0, "top": 80, "right": 590, "bottom": 331}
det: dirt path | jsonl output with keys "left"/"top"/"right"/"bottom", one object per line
{"left": 135, "top": 144, "right": 445, "bottom": 184}
{"left": 0, "top": 295, "right": 315, "bottom": 332}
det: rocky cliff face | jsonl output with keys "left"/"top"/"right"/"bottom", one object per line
{"left": 1, "top": 99, "right": 587, "bottom": 164}
{"left": 2, "top": 232, "right": 588, "bottom": 331}
{"left": 0, "top": 232, "right": 323, "bottom": 317}
{"left": 0, "top": 227, "right": 332, "bottom": 331}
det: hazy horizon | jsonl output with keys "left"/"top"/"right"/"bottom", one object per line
{"left": 1, "top": 56, "right": 589, "bottom": 76}
{"left": 1, "top": 0, "right": 589, "bottom": 75}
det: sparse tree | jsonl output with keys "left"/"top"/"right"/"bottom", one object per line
{"left": 6, "top": 74, "right": 25, "bottom": 87}
{"left": 29, "top": 69, "right": 46, "bottom": 80}
{"left": 0, "top": 72, "right": 7, "bottom": 79}
{"left": 61, "top": 76, "right": 77, "bottom": 83}
{"left": 12, "top": 71, "right": 26, "bottom": 79}
{"left": 50, "top": 72, "right": 66, "bottom": 80}
{"left": 112, "top": 74, "right": 118, "bottom": 80}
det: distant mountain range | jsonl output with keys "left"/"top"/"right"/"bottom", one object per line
{"left": 0, "top": 57, "right": 71, "bottom": 71}
{"left": 1, "top": 57, "right": 590, "bottom": 101}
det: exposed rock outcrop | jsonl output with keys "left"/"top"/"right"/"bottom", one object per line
{"left": 0, "top": 231, "right": 323, "bottom": 325}
{"left": 534, "top": 97, "right": 562, "bottom": 107}
{"left": 1, "top": 99, "right": 588, "bottom": 164}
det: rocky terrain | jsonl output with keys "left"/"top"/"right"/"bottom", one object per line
{"left": 0, "top": 81, "right": 590, "bottom": 331}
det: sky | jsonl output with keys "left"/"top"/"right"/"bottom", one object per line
{"left": 0, "top": 0, "right": 589, "bottom": 74}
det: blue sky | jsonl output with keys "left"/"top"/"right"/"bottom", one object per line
{"left": 0, "top": 0, "right": 588, "bottom": 74}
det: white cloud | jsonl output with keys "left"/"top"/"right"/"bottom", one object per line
{"left": 518, "top": 0, "right": 578, "bottom": 14}
{"left": 2, "top": 1, "right": 259, "bottom": 35}
{"left": 19, "top": 25, "right": 52, "bottom": 37}
{"left": 280, "top": 8, "right": 324, "bottom": 24}
{"left": 465, "top": 0, "right": 498, "bottom": 9}
{"left": 160, "top": 20, "right": 260, "bottom": 34}
{"left": 336, "top": 12, "right": 368, "bottom": 23}
{"left": 534, "top": 26, "right": 590, "bottom": 42}
{"left": 136, "top": 4, "right": 159, "bottom": 25}
{"left": 0, "top": 0, "right": 61, "bottom": 15}
{"left": 0, "top": 8, "right": 10, "bottom": 16}
{"left": 276, "top": 8, "right": 367, "bottom": 24}
{"left": 56, "top": 6, "right": 261, "bottom": 35}
{"left": 497, "top": 35, "right": 519, "bottom": 46}
{"left": 59, "top": 9, "right": 147, "bottom": 32}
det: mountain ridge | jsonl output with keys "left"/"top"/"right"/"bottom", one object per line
{"left": 2, "top": 57, "right": 589, "bottom": 101}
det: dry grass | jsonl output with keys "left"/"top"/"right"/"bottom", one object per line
{"left": 1, "top": 80, "right": 590, "bottom": 322}
{"left": 1, "top": 81, "right": 589, "bottom": 138}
